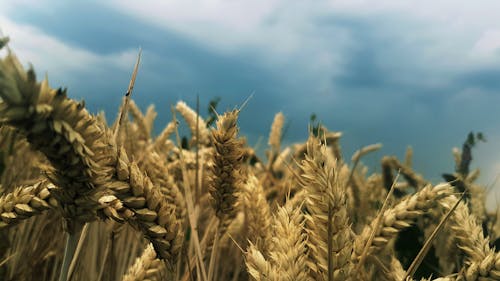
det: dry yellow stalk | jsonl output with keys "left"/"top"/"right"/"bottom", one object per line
{"left": 299, "top": 136, "right": 352, "bottom": 281}
{"left": 122, "top": 244, "right": 167, "bottom": 281}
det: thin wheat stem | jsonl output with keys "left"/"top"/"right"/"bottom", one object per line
{"left": 59, "top": 223, "right": 83, "bottom": 281}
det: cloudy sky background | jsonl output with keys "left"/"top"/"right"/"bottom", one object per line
{"left": 1, "top": 1, "right": 500, "bottom": 205}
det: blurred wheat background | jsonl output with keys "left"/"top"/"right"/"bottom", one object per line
{"left": 0, "top": 1, "right": 500, "bottom": 281}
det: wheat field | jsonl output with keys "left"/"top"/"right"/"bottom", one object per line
{"left": 0, "top": 42, "right": 499, "bottom": 281}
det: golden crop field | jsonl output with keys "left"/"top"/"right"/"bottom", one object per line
{"left": 0, "top": 42, "right": 499, "bottom": 281}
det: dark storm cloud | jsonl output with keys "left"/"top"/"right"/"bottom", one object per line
{"left": 7, "top": 0, "right": 289, "bottom": 140}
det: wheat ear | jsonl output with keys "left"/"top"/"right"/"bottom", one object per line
{"left": 0, "top": 52, "right": 120, "bottom": 233}
{"left": 0, "top": 180, "right": 57, "bottom": 228}
{"left": 122, "top": 244, "right": 167, "bottom": 281}
{"left": 353, "top": 183, "right": 453, "bottom": 263}
{"left": 128, "top": 100, "right": 152, "bottom": 141}
{"left": 153, "top": 121, "right": 176, "bottom": 152}
{"left": 176, "top": 101, "right": 210, "bottom": 146}
{"left": 269, "top": 205, "right": 310, "bottom": 281}
{"left": 208, "top": 109, "right": 244, "bottom": 234}
{"left": 141, "top": 151, "right": 186, "bottom": 222}
{"left": 299, "top": 136, "right": 353, "bottom": 281}
{"left": 241, "top": 173, "right": 272, "bottom": 252}
{"left": 245, "top": 243, "right": 279, "bottom": 281}
{"left": 267, "top": 112, "right": 285, "bottom": 168}
{"left": 443, "top": 196, "right": 500, "bottom": 280}
{"left": 113, "top": 147, "right": 183, "bottom": 267}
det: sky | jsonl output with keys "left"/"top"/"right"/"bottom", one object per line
{"left": 1, "top": 1, "right": 499, "bottom": 205}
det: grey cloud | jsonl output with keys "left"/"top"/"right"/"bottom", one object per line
{"left": 4, "top": 2, "right": 500, "bottom": 184}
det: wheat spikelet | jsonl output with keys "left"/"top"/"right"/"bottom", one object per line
{"left": 0, "top": 180, "right": 57, "bottom": 228}
{"left": 299, "top": 136, "right": 352, "bottom": 281}
{"left": 122, "top": 244, "right": 167, "bottom": 281}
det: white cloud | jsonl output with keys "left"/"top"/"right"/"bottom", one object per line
{"left": 106, "top": 1, "right": 339, "bottom": 56}
{"left": 472, "top": 30, "right": 500, "bottom": 59}
{"left": 0, "top": 15, "right": 138, "bottom": 78}
{"left": 105, "top": 0, "right": 352, "bottom": 98}
{"left": 105, "top": 0, "right": 500, "bottom": 69}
